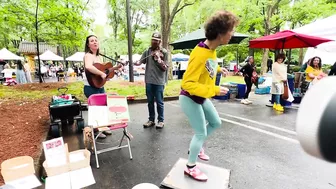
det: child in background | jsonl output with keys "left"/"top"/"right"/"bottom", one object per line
{"left": 1, "top": 64, "right": 17, "bottom": 86}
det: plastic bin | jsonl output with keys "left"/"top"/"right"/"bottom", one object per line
{"left": 255, "top": 86, "right": 271, "bottom": 94}
{"left": 221, "top": 83, "right": 238, "bottom": 95}
{"left": 237, "top": 84, "right": 246, "bottom": 99}
{"left": 213, "top": 91, "right": 230, "bottom": 100}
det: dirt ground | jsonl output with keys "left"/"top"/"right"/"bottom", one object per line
{"left": 13, "top": 82, "right": 66, "bottom": 91}
{"left": 118, "top": 80, "right": 144, "bottom": 86}
{"left": 0, "top": 83, "right": 57, "bottom": 185}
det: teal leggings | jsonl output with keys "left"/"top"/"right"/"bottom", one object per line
{"left": 179, "top": 95, "right": 222, "bottom": 165}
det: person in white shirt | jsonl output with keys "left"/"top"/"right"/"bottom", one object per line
{"left": 271, "top": 53, "right": 287, "bottom": 112}
{"left": 24, "top": 61, "right": 32, "bottom": 83}
{"left": 1, "top": 64, "right": 17, "bottom": 86}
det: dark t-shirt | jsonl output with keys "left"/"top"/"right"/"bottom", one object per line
{"left": 267, "top": 59, "right": 273, "bottom": 66}
{"left": 240, "top": 63, "right": 254, "bottom": 78}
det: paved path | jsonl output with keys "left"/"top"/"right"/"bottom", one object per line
{"left": 61, "top": 94, "right": 336, "bottom": 189}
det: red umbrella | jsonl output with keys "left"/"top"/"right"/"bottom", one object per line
{"left": 249, "top": 30, "right": 333, "bottom": 49}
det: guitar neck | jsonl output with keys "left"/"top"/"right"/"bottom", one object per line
{"left": 99, "top": 53, "right": 125, "bottom": 65}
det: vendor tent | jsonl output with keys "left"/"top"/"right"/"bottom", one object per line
{"left": 66, "top": 52, "right": 85, "bottom": 61}
{"left": 293, "top": 15, "right": 336, "bottom": 64}
{"left": 172, "top": 53, "right": 189, "bottom": 62}
{"left": 34, "top": 50, "right": 63, "bottom": 61}
{"left": 0, "top": 48, "right": 24, "bottom": 60}
{"left": 170, "top": 28, "right": 249, "bottom": 50}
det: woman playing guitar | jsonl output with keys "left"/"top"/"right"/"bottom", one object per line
{"left": 83, "top": 35, "right": 118, "bottom": 139}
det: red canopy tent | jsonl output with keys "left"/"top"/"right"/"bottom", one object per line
{"left": 249, "top": 30, "right": 333, "bottom": 49}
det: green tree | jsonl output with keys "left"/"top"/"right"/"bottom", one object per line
{"left": 106, "top": 0, "right": 156, "bottom": 57}
{"left": 0, "top": 0, "right": 90, "bottom": 56}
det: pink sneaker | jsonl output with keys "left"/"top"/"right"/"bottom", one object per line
{"left": 184, "top": 166, "right": 208, "bottom": 182}
{"left": 198, "top": 148, "right": 210, "bottom": 161}
{"left": 188, "top": 148, "right": 210, "bottom": 161}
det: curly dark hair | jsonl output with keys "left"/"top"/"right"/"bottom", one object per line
{"left": 309, "top": 56, "right": 322, "bottom": 69}
{"left": 204, "top": 10, "right": 239, "bottom": 41}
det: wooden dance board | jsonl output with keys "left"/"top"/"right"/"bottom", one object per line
{"left": 161, "top": 158, "right": 231, "bottom": 189}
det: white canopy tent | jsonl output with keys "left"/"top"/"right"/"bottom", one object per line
{"left": 293, "top": 15, "right": 336, "bottom": 65}
{"left": 34, "top": 50, "right": 63, "bottom": 61}
{"left": 0, "top": 48, "right": 24, "bottom": 60}
{"left": 66, "top": 52, "right": 85, "bottom": 61}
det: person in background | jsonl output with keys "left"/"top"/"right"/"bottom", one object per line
{"left": 57, "top": 64, "right": 66, "bottom": 82}
{"left": 300, "top": 58, "right": 310, "bottom": 72}
{"left": 83, "top": 34, "right": 115, "bottom": 139}
{"left": 16, "top": 60, "right": 27, "bottom": 84}
{"left": 267, "top": 56, "right": 273, "bottom": 72}
{"left": 2, "top": 64, "right": 17, "bottom": 86}
{"left": 179, "top": 10, "right": 238, "bottom": 182}
{"left": 24, "top": 61, "right": 32, "bottom": 83}
{"left": 134, "top": 32, "right": 168, "bottom": 129}
{"left": 50, "top": 64, "right": 57, "bottom": 77}
{"left": 79, "top": 66, "right": 84, "bottom": 78}
{"left": 240, "top": 56, "right": 255, "bottom": 105}
{"left": 305, "top": 56, "right": 326, "bottom": 82}
{"left": 328, "top": 62, "right": 336, "bottom": 76}
{"left": 271, "top": 53, "right": 287, "bottom": 112}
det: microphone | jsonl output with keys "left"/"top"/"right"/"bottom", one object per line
{"left": 296, "top": 76, "right": 336, "bottom": 163}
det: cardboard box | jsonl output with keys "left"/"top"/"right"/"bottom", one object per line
{"left": 42, "top": 144, "right": 91, "bottom": 176}
{"left": 42, "top": 142, "right": 95, "bottom": 189}
{"left": 1, "top": 156, "right": 41, "bottom": 188}
{"left": 1, "top": 156, "right": 35, "bottom": 182}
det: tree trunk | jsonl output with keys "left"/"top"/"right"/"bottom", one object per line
{"left": 160, "top": 0, "right": 172, "bottom": 80}
{"left": 261, "top": 1, "right": 281, "bottom": 75}
{"left": 36, "top": 0, "right": 43, "bottom": 83}
{"left": 261, "top": 49, "right": 269, "bottom": 74}
{"left": 298, "top": 48, "right": 304, "bottom": 65}
{"left": 248, "top": 48, "right": 254, "bottom": 57}
{"left": 159, "top": 0, "right": 195, "bottom": 80}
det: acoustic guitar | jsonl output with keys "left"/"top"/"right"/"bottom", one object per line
{"left": 85, "top": 62, "right": 125, "bottom": 88}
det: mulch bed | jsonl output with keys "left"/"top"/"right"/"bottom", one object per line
{"left": 0, "top": 85, "right": 53, "bottom": 184}
{"left": 118, "top": 80, "right": 144, "bottom": 86}
{"left": 13, "top": 82, "right": 66, "bottom": 91}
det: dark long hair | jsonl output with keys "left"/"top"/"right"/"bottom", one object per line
{"left": 16, "top": 60, "right": 23, "bottom": 70}
{"left": 84, "top": 35, "right": 99, "bottom": 55}
{"left": 309, "top": 56, "right": 322, "bottom": 69}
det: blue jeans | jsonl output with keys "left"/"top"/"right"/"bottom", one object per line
{"left": 146, "top": 83, "right": 164, "bottom": 122}
{"left": 274, "top": 94, "right": 280, "bottom": 104}
{"left": 84, "top": 85, "right": 105, "bottom": 98}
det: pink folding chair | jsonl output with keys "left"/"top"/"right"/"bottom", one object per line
{"left": 88, "top": 93, "right": 133, "bottom": 168}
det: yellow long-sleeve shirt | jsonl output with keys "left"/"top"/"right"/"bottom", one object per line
{"left": 181, "top": 46, "right": 221, "bottom": 98}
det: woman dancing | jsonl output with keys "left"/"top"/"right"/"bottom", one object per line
{"left": 179, "top": 10, "right": 239, "bottom": 182}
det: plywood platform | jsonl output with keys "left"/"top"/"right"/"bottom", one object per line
{"left": 161, "top": 158, "right": 231, "bottom": 189}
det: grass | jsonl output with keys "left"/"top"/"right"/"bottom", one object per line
{"left": 0, "top": 76, "right": 243, "bottom": 101}
{"left": 220, "top": 75, "right": 245, "bottom": 84}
